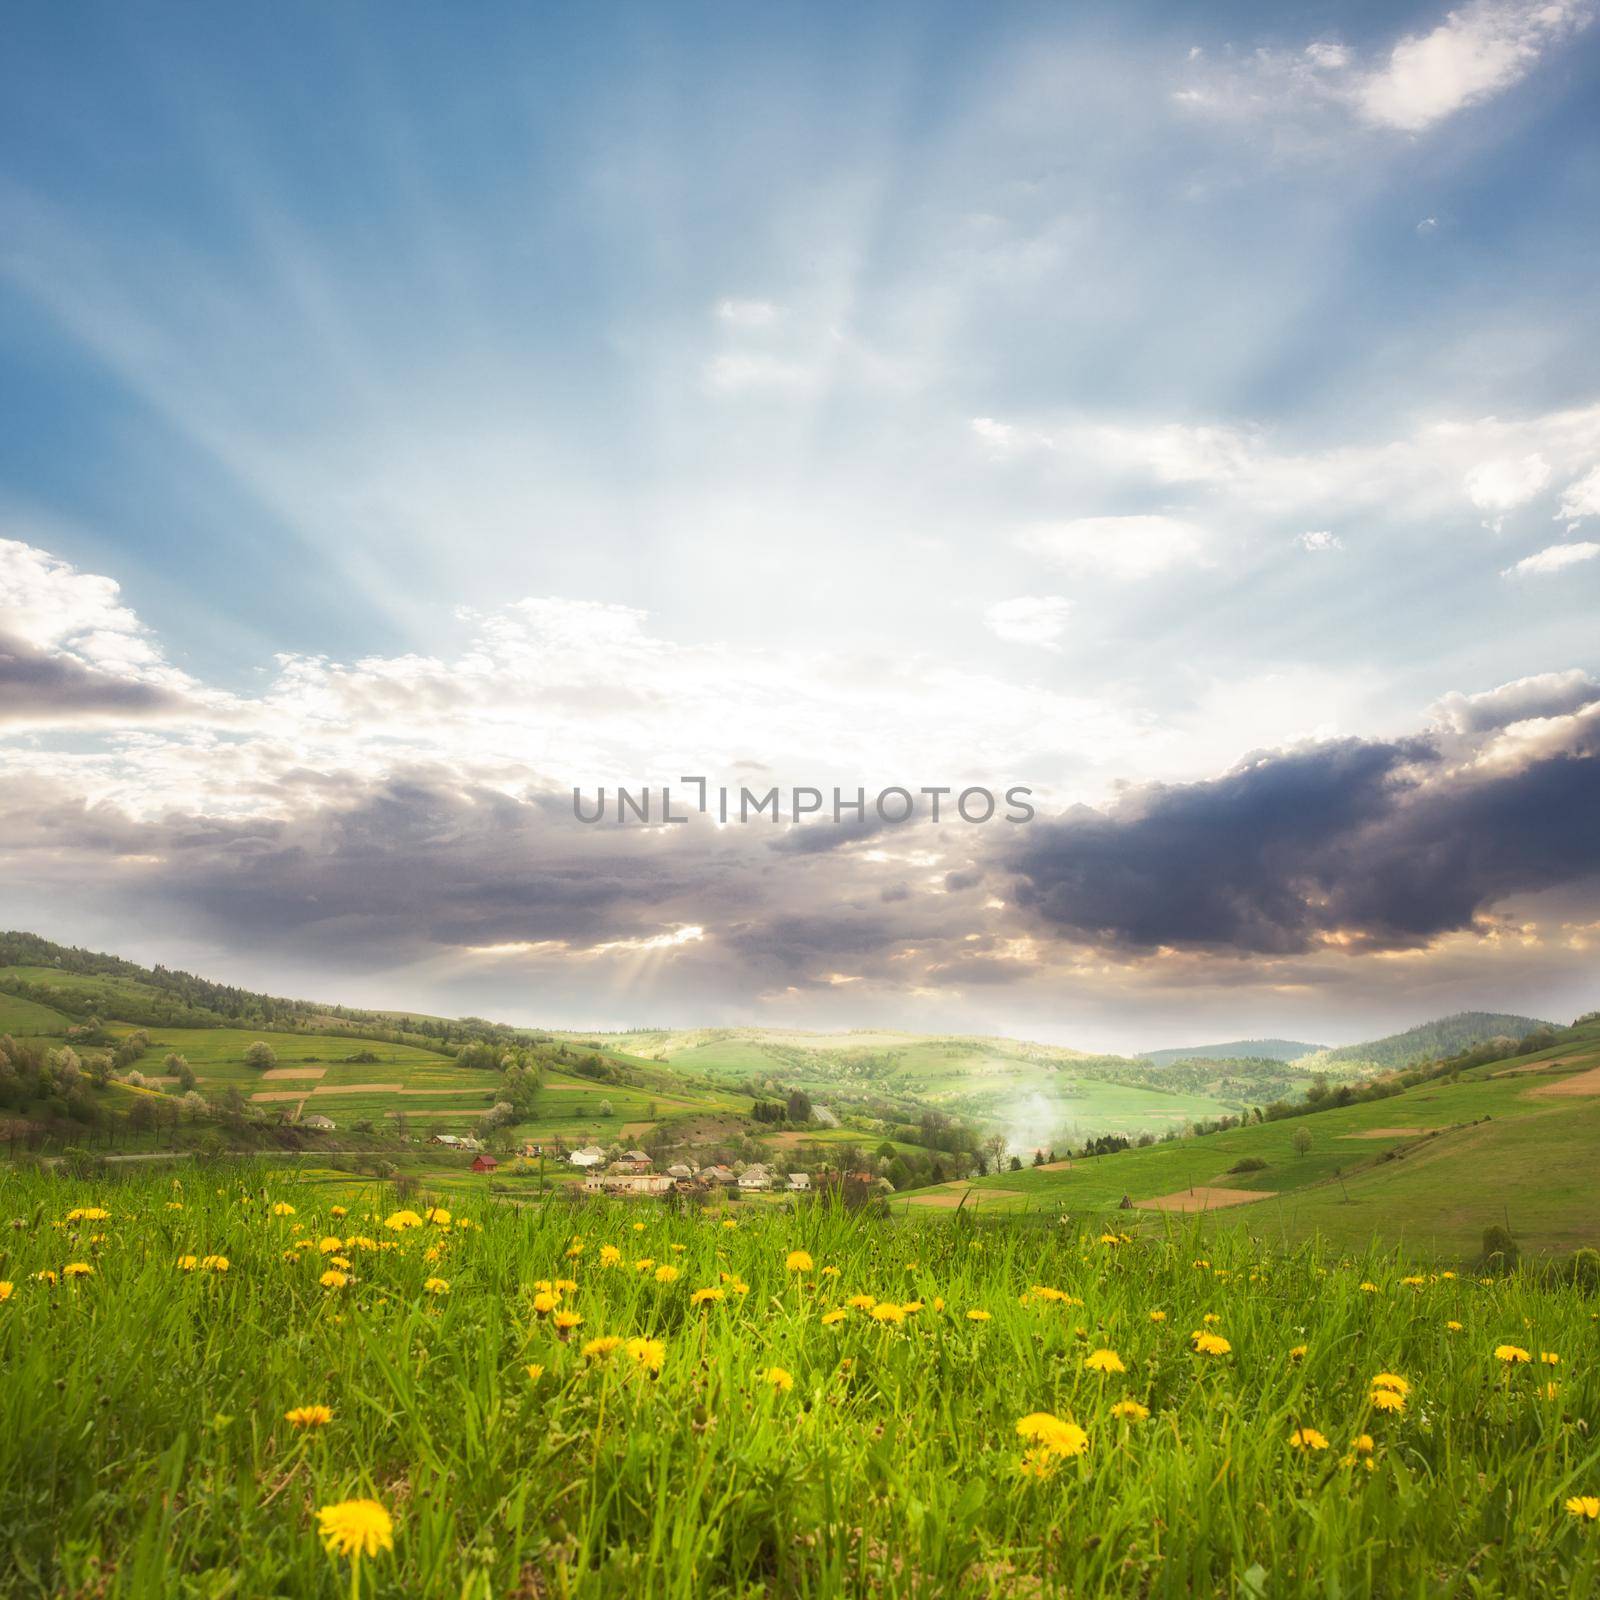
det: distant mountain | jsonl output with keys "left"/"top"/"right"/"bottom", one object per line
{"left": 1140, "top": 1039, "right": 1325, "bottom": 1068}
{"left": 1311, "top": 1011, "right": 1554, "bottom": 1072}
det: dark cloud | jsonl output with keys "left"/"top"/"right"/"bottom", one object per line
{"left": 944, "top": 866, "right": 985, "bottom": 892}
{"left": 0, "top": 632, "right": 188, "bottom": 722}
{"left": 1008, "top": 729, "right": 1600, "bottom": 953}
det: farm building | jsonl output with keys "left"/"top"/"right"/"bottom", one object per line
{"left": 300, "top": 1113, "right": 336, "bottom": 1132}
{"left": 738, "top": 1165, "right": 772, "bottom": 1191}
{"left": 583, "top": 1172, "right": 673, "bottom": 1196}
{"left": 617, "top": 1150, "right": 652, "bottom": 1170}
{"left": 702, "top": 1165, "right": 736, "bottom": 1185}
{"left": 569, "top": 1145, "right": 607, "bottom": 1168}
{"left": 665, "top": 1163, "right": 696, "bottom": 1180}
{"left": 431, "top": 1133, "right": 466, "bottom": 1148}
{"left": 470, "top": 1154, "right": 498, "bottom": 1173}
{"left": 786, "top": 1172, "right": 810, "bottom": 1191}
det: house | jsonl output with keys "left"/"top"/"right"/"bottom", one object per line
{"left": 302, "top": 1113, "right": 336, "bottom": 1132}
{"left": 471, "top": 1153, "right": 498, "bottom": 1173}
{"left": 583, "top": 1172, "right": 674, "bottom": 1196}
{"left": 665, "top": 1163, "right": 696, "bottom": 1180}
{"left": 431, "top": 1133, "right": 465, "bottom": 1148}
{"left": 569, "top": 1145, "right": 607, "bottom": 1168}
{"left": 702, "top": 1165, "right": 737, "bottom": 1186}
{"left": 738, "top": 1164, "right": 772, "bottom": 1191}
{"left": 618, "top": 1149, "right": 652, "bottom": 1170}
{"left": 786, "top": 1172, "right": 810, "bottom": 1191}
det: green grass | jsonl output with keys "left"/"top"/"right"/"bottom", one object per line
{"left": 4, "top": 1163, "right": 1599, "bottom": 1596}
{"left": 0, "top": 991, "right": 71, "bottom": 1036}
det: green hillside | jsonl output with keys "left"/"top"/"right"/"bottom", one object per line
{"left": 898, "top": 1012, "right": 1600, "bottom": 1260}
{"left": 1140, "top": 1037, "right": 1324, "bottom": 1067}
{"left": 1309, "top": 1010, "right": 1553, "bottom": 1071}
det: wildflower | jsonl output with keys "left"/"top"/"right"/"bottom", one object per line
{"left": 1018, "top": 1445, "right": 1060, "bottom": 1478}
{"left": 177, "top": 1255, "right": 197, "bottom": 1271}
{"left": 0, "top": 1282, "right": 10, "bottom": 1302}
{"left": 870, "top": 1302, "right": 907, "bottom": 1324}
{"left": 903, "top": 1299, "right": 924, "bottom": 1313}
{"left": 1085, "top": 1348, "right": 1125, "bottom": 1374}
{"left": 272, "top": 1202, "right": 296, "bottom": 1217}
{"left": 201, "top": 1255, "right": 230, "bottom": 1273}
{"left": 1359, "top": 1282, "right": 1379, "bottom": 1294}
{"left": 786, "top": 1250, "right": 814, "bottom": 1273}
{"left": 553, "top": 1310, "right": 583, "bottom": 1335}
{"left": 654, "top": 1264, "right": 680, "bottom": 1284}
{"left": 847, "top": 1294, "right": 877, "bottom": 1310}
{"left": 423, "top": 1278, "right": 449, "bottom": 1296}
{"left": 532, "top": 1291, "right": 560, "bottom": 1314}
{"left": 932, "top": 1297, "right": 945, "bottom": 1312}
{"left": 633, "top": 1258, "right": 655, "bottom": 1273}
{"left": 1369, "top": 1388, "right": 1405, "bottom": 1413}
{"left": 821, "top": 1308, "right": 848, "bottom": 1326}
{"left": 760, "top": 1366, "right": 796, "bottom": 1393}
{"left": 721, "top": 1219, "right": 737, "bottom": 1230}
{"left": 525, "top": 1363, "right": 544, "bottom": 1382}
{"left": 328, "top": 1256, "right": 353, "bottom": 1270}
{"left": 1290, "top": 1344, "right": 1308, "bottom": 1361}
{"left": 566, "top": 1242, "right": 584, "bottom": 1259}
{"left": 1110, "top": 1400, "right": 1149, "bottom": 1422}
{"left": 1015, "top": 1412, "right": 1088, "bottom": 1458}
{"left": 691, "top": 1287, "right": 725, "bottom": 1306}
{"left": 1495, "top": 1344, "right": 1532, "bottom": 1365}
{"left": 317, "top": 1498, "right": 394, "bottom": 1559}
{"left": 383, "top": 1210, "right": 424, "bottom": 1232}
{"left": 1541, "top": 1351, "right": 1561, "bottom": 1366}
{"left": 1202, "top": 1313, "right": 1221, "bottom": 1325}
{"left": 966, "top": 1309, "right": 992, "bottom": 1323}
{"left": 1543, "top": 1381, "right": 1561, "bottom": 1400}
{"left": 821, "top": 1265, "right": 840, "bottom": 1277}
{"left": 1289, "top": 1428, "right": 1329, "bottom": 1452}
{"left": 555, "top": 1278, "right": 578, "bottom": 1294}
{"left": 1148, "top": 1310, "right": 1167, "bottom": 1323}
{"left": 1371, "top": 1373, "right": 1410, "bottom": 1396}
{"left": 1352, "top": 1433, "right": 1374, "bottom": 1455}
{"left": 320, "top": 1270, "right": 349, "bottom": 1289}
{"left": 67, "top": 1207, "right": 110, "bottom": 1222}
{"left": 424, "top": 1207, "right": 451, "bottom": 1227}
{"left": 625, "top": 1337, "right": 665, "bottom": 1374}
{"left": 582, "top": 1336, "right": 623, "bottom": 1359}
{"left": 1446, "top": 1320, "right": 1463, "bottom": 1332}
{"left": 599, "top": 1245, "right": 622, "bottom": 1267}
{"left": 330, "top": 1205, "right": 347, "bottom": 1218}
{"left": 1191, "top": 1331, "right": 1231, "bottom": 1356}
{"left": 1566, "top": 1496, "right": 1600, "bottom": 1521}
{"left": 36, "top": 1270, "right": 57, "bottom": 1286}
{"left": 285, "top": 1404, "right": 333, "bottom": 1429}
{"left": 63, "top": 1262, "right": 94, "bottom": 1279}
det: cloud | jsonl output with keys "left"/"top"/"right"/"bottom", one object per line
{"left": 983, "top": 595, "right": 1074, "bottom": 648}
{"left": 0, "top": 631, "right": 190, "bottom": 725}
{"left": 715, "top": 299, "right": 783, "bottom": 327}
{"left": 1007, "top": 686, "right": 1600, "bottom": 954}
{"left": 1298, "top": 530, "right": 1342, "bottom": 551}
{"left": 1357, "top": 0, "right": 1595, "bottom": 131}
{"left": 1502, "top": 541, "right": 1600, "bottom": 576}
{"left": 1176, "top": 1, "right": 1596, "bottom": 137}
{"left": 1465, "top": 452, "right": 1551, "bottom": 518}
{"left": 1017, "top": 516, "right": 1207, "bottom": 580}
{"left": 1431, "top": 669, "right": 1600, "bottom": 733}
{"left": 1558, "top": 464, "right": 1600, "bottom": 521}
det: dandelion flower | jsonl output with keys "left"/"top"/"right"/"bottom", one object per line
{"left": 847, "top": 1294, "right": 877, "bottom": 1310}
{"left": 1369, "top": 1388, "right": 1405, "bottom": 1413}
{"left": 1371, "top": 1373, "right": 1410, "bottom": 1396}
{"left": 582, "top": 1336, "right": 623, "bottom": 1359}
{"left": 330, "top": 1206, "right": 348, "bottom": 1218}
{"left": 553, "top": 1310, "right": 583, "bottom": 1335}
{"left": 760, "top": 1366, "right": 795, "bottom": 1393}
{"left": 316, "top": 1498, "right": 394, "bottom": 1559}
{"left": 625, "top": 1337, "right": 665, "bottom": 1375}
{"left": 0, "top": 1282, "right": 11, "bottom": 1302}
{"left": 786, "top": 1250, "right": 814, "bottom": 1273}
{"left": 1290, "top": 1344, "right": 1308, "bottom": 1361}
{"left": 1446, "top": 1320, "right": 1463, "bottom": 1332}
{"left": 285, "top": 1404, "right": 333, "bottom": 1429}
{"left": 177, "top": 1255, "right": 198, "bottom": 1272}
{"left": 1566, "top": 1496, "right": 1600, "bottom": 1521}
{"left": 423, "top": 1278, "right": 450, "bottom": 1296}
{"left": 66, "top": 1207, "right": 110, "bottom": 1222}
{"left": 525, "top": 1363, "right": 545, "bottom": 1382}
{"left": 63, "top": 1262, "right": 94, "bottom": 1279}
{"left": 654, "top": 1264, "right": 680, "bottom": 1285}
{"left": 1085, "top": 1349, "right": 1125, "bottom": 1374}
{"left": 821, "top": 1308, "right": 848, "bottom": 1326}
{"left": 690, "top": 1287, "right": 725, "bottom": 1306}
{"left": 36, "top": 1270, "right": 57, "bottom": 1286}
{"left": 1191, "top": 1331, "right": 1231, "bottom": 1357}
{"left": 1289, "top": 1428, "right": 1329, "bottom": 1451}
{"left": 424, "top": 1207, "right": 451, "bottom": 1227}
{"left": 722, "top": 1219, "right": 737, "bottom": 1230}
{"left": 1352, "top": 1433, "right": 1374, "bottom": 1455}
{"left": 1494, "top": 1344, "right": 1532, "bottom": 1365}
{"left": 1110, "top": 1400, "right": 1149, "bottom": 1422}
{"left": 383, "top": 1210, "right": 423, "bottom": 1232}
{"left": 272, "top": 1202, "right": 296, "bottom": 1217}
{"left": 966, "top": 1309, "right": 992, "bottom": 1323}
{"left": 870, "top": 1302, "right": 907, "bottom": 1325}
{"left": 1015, "top": 1412, "right": 1088, "bottom": 1458}
{"left": 1359, "top": 1282, "right": 1379, "bottom": 1294}
{"left": 1541, "top": 1351, "right": 1561, "bottom": 1366}
{"left": 599, "top": 1245, "right": 622, "bottom": 1267}
{"left": 532, "top": 1291, "right": 560, "bottom": 1314}
{"left": 319, "top": 1270, "right": 349, "bottom": 1289}
{"left": 1148, "top": 1310, "right": 1167, "bottom": 1323}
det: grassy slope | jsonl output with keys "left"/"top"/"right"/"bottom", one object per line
{"left": 898, "top": 1019, "right": 1600, "bottom": 1259}
{"left": 0, "top": 989, "right": 72, "bottom": 1035}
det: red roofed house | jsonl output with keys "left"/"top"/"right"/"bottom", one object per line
{"left": 471, "top": 1153, "right": 499, "bottom": 1173}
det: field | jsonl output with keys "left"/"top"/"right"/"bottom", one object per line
{"left": 4, "top": 1165, "right": 1599, "bottom": 1597}
{"left": 898, "top": 1018, "right": 1600, "bottom": 1260}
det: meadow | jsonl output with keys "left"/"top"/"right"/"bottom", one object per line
{"left": 3, "top": 1165, "right": 1599, "bottom": 1597}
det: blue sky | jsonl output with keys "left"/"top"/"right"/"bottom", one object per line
{"left": 2, "top": 0, "right": 1599, "bottom": 1048}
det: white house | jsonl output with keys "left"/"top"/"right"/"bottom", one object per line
{"left": 302, "top": 1113, "right": 336, "bottom": 1132}
{"left": 738, "top": 1164, "right": 772, "bottom": 1191}
{"left": 786, "top": 1172, "right": 810, "bottom": 1191}
{"left": 569, "top": 1145, "right": 607, "bottom": 1169}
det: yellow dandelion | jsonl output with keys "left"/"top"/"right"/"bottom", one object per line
{"left": 285, "top": 1404, "right": 333, "bottom": 1429}
{"left": 582, "top": 1336, "right": 623, "bottom": 1359}
{"left": 1110, "top": 1399, "right": 1149, "bottom": 1422}
{"left": 654, "top": 1264, "right": 680, "bottom": 1284}
{"left": 1289, "top": 1427, "right": 1329, "bottom": 1451}
{"left": 1495, "top": 1344, "right": 1532, "bottom": 1364}
{"left": 599, "top": 1245, "right": 622, "bottom": 1266}
{"left": 847, "top": 1294, "right": 877, "bottom": 1310}
{"left": 1085, "top": 1348, "right": 1125, "bottom": 1374}
{"left": 0, "top": 1282, "right": 11, "bottom": 1302}
{"left": 532, "top": 1291, "right": 560, "bottom": 1314}
{"left": 625, "top": 1336, "right": 665, "bottom": 1374}
{"left": 1566, "top": 1496, "right": 1600, "bottom": 1521}
{"left": 553, "top": 1310, "right": 583, "bottom": 1334}
{"left": 1369, "top": 1387, "right": 1405, "bottom": 1413}
{"left": 690, "top": 1287, "right": 725, "bottom": 1306}
{"left": 760, "top": 1366, "right": 796, "bottom": 1393}
{"left": 423, "top": 1278, "right": 449, "bottom": 1296}
{"left": 870, "top": 1302, "right": 907, "bottom": 1324}
{"left": 424, "top": 1207, "right": 451, "bottom": 1227}
{"left": 383, "top": 1210, "right": 423, "bottom": 1232}
{"left": 1359, "top": 1282, "right": 1379, "bottom": 1294}
{"left": 1541, "top": 1351, "right": 1561, "bottom": 1366}
{"left": 316, "top": 1498, "right": 394, "bottom": 1559}
{"left": 821, "top": 1308, "right": 848, "bottom": 1326}
{"left": 330, "top": 1206, "right": 348, "bottom": 1218}
{"left": 272, "top": 1202, "right": 296, "bottom": 1217}
{"left": 966, "top": 1309, "right": 992, "bottom": 1323}
{"left": 177, "top": 1255, "right": 198, "bottom": 1271}
{"left": 1015, "top": 1412, "right": 1088, "bottom": 1458}
{"left": 525, "top": 1363, "right": 545, "bottom": 1382}
{"left": 1352, "top": 1433, "right": 1374, "bottom": 1454}
{"left": 66, "top": 1207, "right": 110, "bottom": 1222}
{"left": 786, "top": 1250, "right": 814, "bottom": 1273}
{"left": 1371, "top": 1372, "right": 1410, "bottom": 1395}
{"left": 1192, "top": 1331, "right": 1231, "bottom": 1356}
{"left": 1290, "top": 1344, "right": 1308, "bottom": 1361}
{"left": 1148, "top": 1310, "right": 1167, "bottom": 1323}
{"left": 63, "top": 1262, "right": 94, "bottom": 1279}
{"left": 1446, "top": 1320, "right": 1463, "bottom": 1332}
{"left": 319, "top": 1269, "right": 349, "bottom": 1289}
{"left": 36, "top": 1270, "right": 57, "bottom": 1286}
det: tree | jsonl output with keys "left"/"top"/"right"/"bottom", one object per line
{"left": 165, "top": 1053, "right": 196, "bottom": 1091}
{"left": 786, "top": 1088, "right": 813, "bottom": 1124}
{"left": 597, "top": 1099, "right": 614, "bottom": 1118}
{"left": 983, "top": 1133, "right": 1009, "bottom": 1174}
{"left": 181, "top": 1090, "right": 209, "bottom": 1122}
{"left": 1292, "top": 1128, "right": 1313, "bottom": 1158}
{"left": 243, "top": 1041, "right": 278, "bottom": 1071}
{"left": 1480, "top": 1223, "right": 1519, "bottom": 1273}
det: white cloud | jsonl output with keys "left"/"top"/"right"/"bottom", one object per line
{"left": 702, "top": 351, "right": 815, "bottom": 394}
{"left": 1557, "top": 463, "right": 1600, "bottom": 520}
{"left": 1464, "top": 452, "right": 1551, "bottom": 515}
{"left": 1298, "top": 530, "right": 1343, "bottom": 551}
{"left": 715, "top": 299, "right": 783, "bottom": 327}
{"left": 983, "top": 595, "right": 1074, "bottom": 649}
{"left": 1358, "top": 0, "right": 1594, "bottom": 131}
{"left": 1501, "top": 540, "right": 1600, "bottom": 577}
{"left": 1018, "top": 516, "right": 1208, "bottom": 580}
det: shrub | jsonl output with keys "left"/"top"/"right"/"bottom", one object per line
{"left": 1480, "top": 1223, "right": 1520, "bottom": 1272}
{"left": 1226, "top": 1157, "right": 1268, "bottom": 1174}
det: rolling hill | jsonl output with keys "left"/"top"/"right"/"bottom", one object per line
{"left": 1305, "top": 1010, "right": 1553, "bottom": 1071}
{"left": 1139, "top": 1038, "right": 1325, "bottom": 1068}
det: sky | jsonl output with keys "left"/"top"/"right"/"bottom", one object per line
{"left": 2, "top": 0, "right": 1599, "bottom": 1052}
